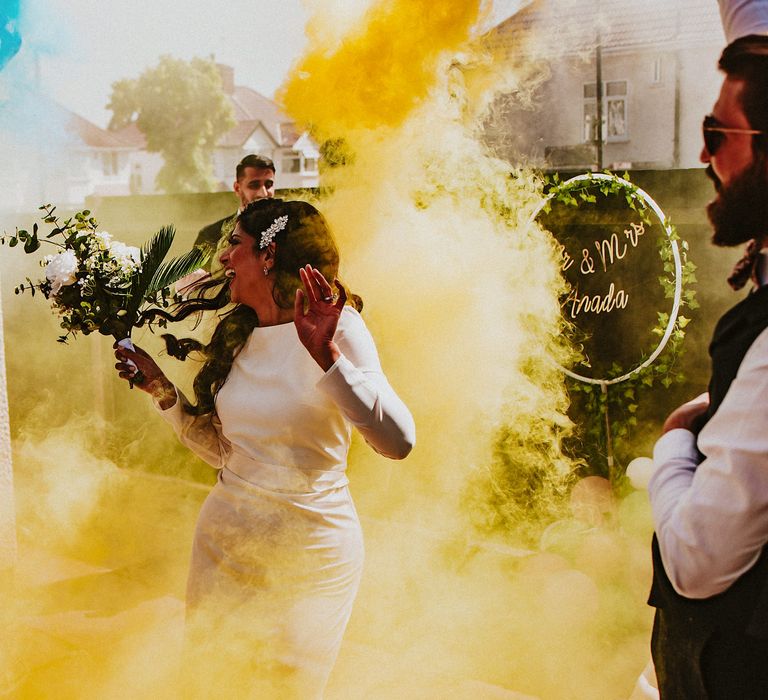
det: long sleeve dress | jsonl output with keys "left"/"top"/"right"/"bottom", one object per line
{"left": 155, "top": 305, "right": 415, "bottom": 698}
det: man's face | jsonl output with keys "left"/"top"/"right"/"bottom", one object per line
{"left": 233, "top": 166, "right": 275, "bottom": 209}
{"left": 702, "top": 76, "right": 768, "bottom": 246}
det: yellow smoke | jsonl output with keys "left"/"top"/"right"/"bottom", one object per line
{"left": 0, "top": 0, "right": 657, "bottom": 697}
{"left": 276, "top": 1, "right": 654, "bottom": 698}
{"left": 0, "top": 254, "right": 207, "bottom": 698}
{"left": 280, "top": 0, "right": 574, "bottom": 521}
{"left": 281, "top": 0, "right": 484, "bottom": 137}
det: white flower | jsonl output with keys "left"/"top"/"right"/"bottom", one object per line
{"left": 106, "top": 241, "right": 142, "bottom": 286}
{"left": 45, "top": 250, "right": 79, "bottom": 294}
{"left": 109, "top": 240, "right": 141, "bottom": 266}
{"left": 94, "top": 231, "right": 113, "bottom": 250}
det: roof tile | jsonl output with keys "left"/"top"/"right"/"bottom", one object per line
{"left": 489, "top": 0, "right": 724, "bottom": 54}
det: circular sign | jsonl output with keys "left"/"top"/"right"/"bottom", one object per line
{"left": 533, "top": 173, "right": 682, "bottom": 385}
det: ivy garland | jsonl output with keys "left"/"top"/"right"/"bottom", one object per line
{"left": 540, "top": 171, "right": 698, "bottom": 482}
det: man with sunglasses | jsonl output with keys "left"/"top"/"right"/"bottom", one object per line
{"left": 648, "top": 31, "right": 768, "bottom": 698}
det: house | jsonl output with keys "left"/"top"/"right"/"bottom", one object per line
{"left": 0, "top": 93, "right": 137, "bottom": 212}
{"left": 116, "top": 64, "right": 320, "bottom": 195}
{"left": 0, "top": 64, "right": 319, "bottom": 212}
{"left": 212, "top": 65, "right": 320, "bottom": 190}
{"left": 482, "top": 0, "right": 726, "bottom": 171}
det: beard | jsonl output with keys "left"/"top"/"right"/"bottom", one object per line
{"left": 706, "top": 157, "right": 768, "bottom": 247}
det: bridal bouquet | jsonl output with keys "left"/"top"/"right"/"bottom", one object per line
{"left": 2, "top": 204, "right": 206, "bottom": 348}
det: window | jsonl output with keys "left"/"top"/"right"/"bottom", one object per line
{"left": 583, "top": 80, "right": 629, "bottom": 143}
{"left": 584, "top": 101, "right": 598, "bottom": 143}
{"left": 606, "top": 82, "right": 627, "bottom": 139}
{"left": 282, "top": 153, "right": 302, "bottom": 173}
{"left": 282, "top": 151, "right": 319, "bottom": 175}
{"left": 129, "top": 164, "right": 143, "bottom": 194}
{"left": 101, "top": 151, "right": 119, "bottom": 176}
{"left": 653, "top": 57, "right": 663, "bottom": 84}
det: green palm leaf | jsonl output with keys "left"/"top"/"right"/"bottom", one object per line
{"left": 126, "top": 225, "right": 176, "bottom": 316}
{"left": 146, "top": 246, "right": 208, "bottom": 296}
{"left": 123, "top": 225, "right": 209, "bottom": 322}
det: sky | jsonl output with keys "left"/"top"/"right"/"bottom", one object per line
{"left": 26, "top": 0, "right": 311, "bottom": 127}
{"left": 13, "top": 0, "right": 524, "bottom": 128}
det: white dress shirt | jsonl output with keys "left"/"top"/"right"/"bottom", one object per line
{"left": 650, "top": 260, "right": 768, "bottom": 599}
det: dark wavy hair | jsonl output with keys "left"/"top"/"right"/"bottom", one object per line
{"left": 246, "top": 198, "right": 341, "bottom": 309}
{"left": 144, "top": 198, "right": 361, "bottom": 416}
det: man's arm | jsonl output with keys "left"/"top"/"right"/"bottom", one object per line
{"left": 649, "top": 328, "right": 768, "bottom": 598}
{"left": 192, "top": 215, "right": 236, "bottom": 273}
{"left": 193, "top": 218, "right": 226, "bottom": 255}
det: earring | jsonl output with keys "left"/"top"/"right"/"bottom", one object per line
{"left": 263, "top": 266, "right": 269, "bottom": 276}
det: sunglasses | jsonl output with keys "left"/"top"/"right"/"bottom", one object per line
{"left": 703, "top": 114, "right": 765, "bottom": 155}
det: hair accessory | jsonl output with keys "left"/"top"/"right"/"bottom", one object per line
{"left": 259, "top": 215, "right": 288, "bottom": 249}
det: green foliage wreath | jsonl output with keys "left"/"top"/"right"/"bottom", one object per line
{"left": 541, "top": 172, "right": 698, "bottom": 483}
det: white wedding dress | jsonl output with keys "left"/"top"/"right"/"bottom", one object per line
{"left": 155, "top": 306, "right": 415, "bottom": 698}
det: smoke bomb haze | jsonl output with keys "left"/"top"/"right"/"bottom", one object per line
{"left": 0, "top": 0, "right": 732, "bottom": 697}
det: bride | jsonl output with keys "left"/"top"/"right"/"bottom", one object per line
{"left": 115, "top": 198, "right": 415, "bottom": 698}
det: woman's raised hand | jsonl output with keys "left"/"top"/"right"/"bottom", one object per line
{"left": 294, "top": 265, "right": 347, "bottom": 372}
{"left": 113, "top": 342, "right": 177, "bottom": 409}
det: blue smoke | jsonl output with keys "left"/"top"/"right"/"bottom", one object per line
{"left": 0, "top": 0, "right": 22, "bottom": 71}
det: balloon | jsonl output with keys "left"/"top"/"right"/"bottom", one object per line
{"left": 626, "top": 457, "right": 656, "bottom": 490}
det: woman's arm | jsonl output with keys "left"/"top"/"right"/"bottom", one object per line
{"left": 318, "top": 310, "right": 415, "bottom": 460}
{"left": 114, "top": 342, "right": 177, "bottom": 409}
{"left": 115, "top": 343, "right": 230, "bottom": 468}
{"left": 294, "top": 265, "right": 344, "bottom": 371}
{"left": 294, "top": 266, "right": 415, "bottom": 459}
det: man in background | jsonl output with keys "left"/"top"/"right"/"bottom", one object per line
{"left": 648, "top": 28, "right": 768, "bottom": 699}
{"left": 194, "top": 154, "right": 276, "bottom": 263}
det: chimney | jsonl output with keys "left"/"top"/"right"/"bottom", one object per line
{"left": 217, "top": 64, "right": 235, "bottom": 95}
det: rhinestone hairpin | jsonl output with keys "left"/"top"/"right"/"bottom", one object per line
{"left": 259, "top": 215, "right": 288, "bottom": 249}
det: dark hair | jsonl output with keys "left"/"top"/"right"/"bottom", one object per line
{"left": 719, "top": 35, "right": 768, "bottom": 138}
{"left": 235, "top": 154, "right": 275, "bottom": 180}
{"left": 238, "top": 198, "right": 343, "bottom": 309}
{"left": 149, "top": 198, "right": 361, "bottom": 416}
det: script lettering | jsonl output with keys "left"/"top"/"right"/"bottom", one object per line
{"left": 594, "top": 233, "right": 627, "bottom": 272}
{"left": 568, "top": 283, "right": 629, "bottom": 319}
{"left": 561, "top": 249, "right": 574, "bottom": 272}
{"left": 580, "top": 249, "right": 595, "bottom": 275}
{"left": 562, "top": 219, "right": 646, "bottom": 319}
{"left": 624, "top": 221, "right": 645, "bottom": 247}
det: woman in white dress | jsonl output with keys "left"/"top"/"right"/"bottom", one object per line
{"left": 114, "top": 199, "right": 415, "bottom": 698}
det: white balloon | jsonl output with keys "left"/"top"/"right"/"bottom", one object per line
{"left": 626, "top": 457, "right": 656, "bottom": 490}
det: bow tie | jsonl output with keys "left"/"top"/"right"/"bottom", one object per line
{"left": 728, "top": 239, "right": 762, "bottom": 290}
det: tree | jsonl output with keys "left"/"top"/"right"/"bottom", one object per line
{"left": 108, "top": 55, "right": 235, "bottom": 194}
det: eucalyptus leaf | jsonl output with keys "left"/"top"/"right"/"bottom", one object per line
{"left": 23, "top": 234, "right": 40, "bottom": 254}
